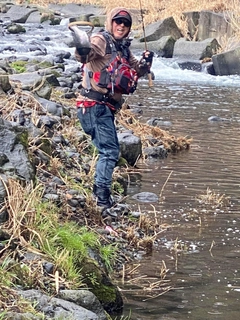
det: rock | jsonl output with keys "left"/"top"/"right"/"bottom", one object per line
{"left": 198, "top": 10, "right": 232, "bottom": 41}
{"left": 147, "top": 117, "right": 172, "bottom": 127}
{"left": 208, "top": 115, "right": 228, "bottom": 122}
{"left": 177, "top": 60, "right": 202, "bottom": 72}
{"left": 140, "top": 16, "right": 182, "bottom": 42}
{"left": 212, "top": 46, "right": 240, "bottom": 76}
{"left": 0, "top": 119, "right": 35, "bottom": 182}
{"left": 2, "top": 5, "right": 37, "bottom": 23}
{"left": 131, "top": 35, "right": 176, "bottom": 58}
{"left": 118, "top": 132, "right": 142, "bottom": 166}
{"left": 183, "top": 10, "right": 233, "bottom": 42}
{"left": 202, "top": 61, "right": 216, "bottom": 75}
{"left": 173, "top": 37, "right": 220, "bottom": 60}
{"left": 58, "top": 289, "right": 108, "bottom": 320}
{"left": 144, "top": 145, "right": 168, "bottom": 159}
{"left": 9, "top": 72, "right": 52, "bottom": 100}
{"left": 79, "top": 257, "right": 123, "bottom": 313}
{"left": 36, "top": 96, "right": 63, "bottom": 116}
{"left": 7, "top": 23, "right": 26, "bottom": 34}
{"left": 132, "top": 191, "right": 159, "bottom": 203}
{"left": 18, "top": 289, "right": 99, "bottom": 320}
{"left": 0, "top": 70, "right": 12, "bottom": 94}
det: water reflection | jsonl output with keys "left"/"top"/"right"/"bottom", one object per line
{"left": 121, "top": 79, "right": 240, "bottom": 320}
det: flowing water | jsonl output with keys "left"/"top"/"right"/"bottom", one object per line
{"left": 120, "top": 59, "right": 240, "bottom": 320}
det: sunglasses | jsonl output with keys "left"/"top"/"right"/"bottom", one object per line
{"left": 113, "top": 18, "right": 131, "bottom": 28}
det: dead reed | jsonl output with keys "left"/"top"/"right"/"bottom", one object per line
{"left": 118, "top": 109, "right": 192, "bottom": 154}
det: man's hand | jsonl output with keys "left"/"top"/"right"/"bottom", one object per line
{"left": 142, "top": 50, "right": 154, "bottom": 65}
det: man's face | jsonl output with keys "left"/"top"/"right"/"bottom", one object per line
{"left": 112, "top": 18, "right": 130, "bottom": 40}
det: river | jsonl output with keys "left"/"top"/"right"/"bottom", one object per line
{"left": 119, "top": 58, "right": 240, "bottom": 320}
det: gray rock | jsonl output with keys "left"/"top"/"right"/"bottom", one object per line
{"left": 140, "top": 17, "right": 181, "bottom": 43}
{"left": 198, "top": 10, "right": 232, "bottom": 41}
{"left": 2, "top": 5, "right": 37, "bottom": 23}
{"left": 18, "top": 289, "right": 99, "bottom": 320}
{"left": 173, "top": 37, "right": 220, "bottom": 60}
{"left": 132, "top": 191, "right": 159, "bottom": 203}
{"left": 144, "top": 145, "right": 168, "bottom": 159}
{"left": 177, "top": 60, "right": 202, "bottom": 72}
{"left": 212, "top": 46, "right": 240, "bottom": 76}
{"left": 208, "top": 115, "right": 228, "bottom": 122}
{"left": 59, "top": 289, "right": 108, "bottom": 320}
{"left": 147, "top": 117, "right": 172, "bottom": 127}
{"left": 0, "top": 70, "right": 12, "bottom": 94}
{"left": 7, "top": 23, "right": 26, "bottom": 34}
{"left": 9, "top": 72, "right": 52, "bottom": 100}
{"left": 36, "top": 96, "right": 63, "bottom": 117}
{"left": 131, "top": 35, "right": 176, "bottom": 58}
{"left": 118, "top": 132, "right": 142, "bottom": 166}
{"left": 0, "top": 121, "right": 35, "bottom": 181}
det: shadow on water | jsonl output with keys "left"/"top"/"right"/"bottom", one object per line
{"left": 119, "top": 78, "right": 240, "bottom": 320}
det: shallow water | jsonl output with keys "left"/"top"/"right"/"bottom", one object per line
{"left": 120, "top": 64, "right": 240, "bottom": 320}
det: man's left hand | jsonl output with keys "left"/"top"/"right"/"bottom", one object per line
{"left": 142, "top": 50, "right": 154, "bottom": 65}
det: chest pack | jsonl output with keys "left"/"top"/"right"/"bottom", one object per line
{"left": 87, "top": 32, "right": 138, "bottom": 95}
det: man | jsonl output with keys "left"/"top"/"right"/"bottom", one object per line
{"left": 73, "top": 7, "right": 153, "bottom": 217}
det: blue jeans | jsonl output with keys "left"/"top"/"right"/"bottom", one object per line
{"left": 77, "top": 103, "right": 119, "bottom": 189}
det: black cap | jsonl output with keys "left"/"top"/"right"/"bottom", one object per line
{"left": 113, "top": 10, "right": 132, "bottom": 24}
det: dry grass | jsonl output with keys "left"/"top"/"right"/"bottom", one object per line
{"left": 118, "top": 260, "right": 172, "bottom": 301}
{"left": 196, "top": 187, "right": 230, "bottom": 208}
{"left": 117, "top": 109, "right": 192, "bottom": 154}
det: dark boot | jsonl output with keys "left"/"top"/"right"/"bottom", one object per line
{"left": 92, "top": 184, "right": 115, "bottom": 209}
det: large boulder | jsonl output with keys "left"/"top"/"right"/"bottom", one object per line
{"left": 139, "top": 16, "right": 182, "bottom": 43}
{"left": 212, "top": 46, "right": 240, "bottom": 75}
{"left": 17, "top": 289, "right": 100, "bottom": 320}
{"left": 198, "top": 10, "right": 232, "bottom": 41}
{"left": 0, "top": 118, "right": 35, "bottom": 182}
{"left": 173, "top": 37, "right": 220, "bottom": 60}
{"left": 0, "top": 5, "right": 37, "bottom": 23}
{"left": 183, "top": 10, "right": 233, "bottom": 41}
{"left": 9, "top": 72, "right": 52, "bottom": 100}
{"left": 131, "top": 35, "right": 176, "bottom": 58}
{"left": 59, "top": 290, "right": 107, "bottom": 320}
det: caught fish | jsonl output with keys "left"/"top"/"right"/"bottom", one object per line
{"left": 68, "top": 21, "right": 94, "bottom": 56}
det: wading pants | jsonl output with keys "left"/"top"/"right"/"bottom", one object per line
{"left": 77, "top": 103, "right": 119, "bottom": 189}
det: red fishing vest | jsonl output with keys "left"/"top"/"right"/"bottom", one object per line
{"left": 86, "top": 32, "right": 138, "bottom": 95}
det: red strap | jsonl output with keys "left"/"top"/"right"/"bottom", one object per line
{"left": 76, "top": 100, "right": 115, "bottom": 111}
{"left": 76, "top": 100, "right": 96, "bottom": 108}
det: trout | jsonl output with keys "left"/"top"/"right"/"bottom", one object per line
{"left": 68, "top": 21, "right": 93, "bottom": 56}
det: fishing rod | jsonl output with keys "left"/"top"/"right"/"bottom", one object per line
{"left": 139, "top": 0, "right": 153, "bottom": 87}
